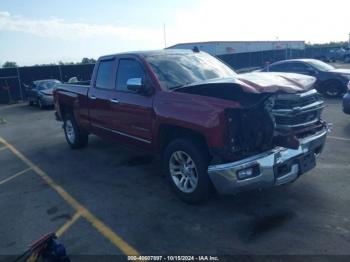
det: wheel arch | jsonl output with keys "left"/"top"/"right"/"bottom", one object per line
{"left": 157, "top": 124, "right": 209, "bottom": 154}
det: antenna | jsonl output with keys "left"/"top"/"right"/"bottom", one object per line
{"left": 163, "top": 23, "right": 167, "bottom": 48}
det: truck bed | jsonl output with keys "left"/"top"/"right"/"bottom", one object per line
{"left": 54, "top": 83, "right": 90, "bottom": 123}
{"left": 55, "top": 83, "right": 89, "bottom": 96}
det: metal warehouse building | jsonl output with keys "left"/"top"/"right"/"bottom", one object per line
{"left": 167, "top": 41, "right": 305, "bottom": 56}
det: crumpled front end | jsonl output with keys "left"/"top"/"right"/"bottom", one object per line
{"left": 208, "top": 126, "right": 327, "bottom": 194}
{"left": 208, "top": 89, "right": 328, "bottom": 194}
{"left": 174, "top": 71, "right": 328, "bottom": 194}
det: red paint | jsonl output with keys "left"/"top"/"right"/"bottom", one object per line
{"left": 54, "top": 52, "right": 239, "bottom": 154}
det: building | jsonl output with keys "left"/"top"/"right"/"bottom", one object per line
{"left": 167, "top": 41, "right": 305, "bottom": 56}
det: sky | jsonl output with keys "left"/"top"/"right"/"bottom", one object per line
{"left": 0, "top": 0, "right": 349, "bottom": 66}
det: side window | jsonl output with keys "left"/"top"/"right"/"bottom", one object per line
{"left": 116, "top": 59, "right": 145, "bottom": 92}
{"left": 289, "top": 62, "right": 308, "bottom": 72}
{"left": 268, "top": 63, "right": 289, "bottom": 72}
{"left": 95, "top": 60, "right": 115, "bottom": 89}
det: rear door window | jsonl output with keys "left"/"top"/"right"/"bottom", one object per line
{"left": 288, "top": 62, "right": 309, "bottom": 72}
{"left": 95, "top": 60, "right": 115, "bottom": 89}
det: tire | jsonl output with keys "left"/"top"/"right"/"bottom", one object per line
{"left": 163, "top": 138, "right": 213, "bottom": 204}
{"left": 322, "top": 80, "right": 345, "bottom": 98}
{"left": 28, "top": 100, "right": 34, "bottom": 106}
{"left": 63, "top": 113, "right": 89, "bottom": 149}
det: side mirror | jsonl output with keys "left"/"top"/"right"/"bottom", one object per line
{"left": 126, "top": 78, "right": 153, "bottom": 96}
{"left": 126, "top": 78, "right": 142, "bottom": 92}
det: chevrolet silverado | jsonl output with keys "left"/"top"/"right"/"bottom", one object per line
{"left": 54, "top": 49, "right": 328, "bottom": 203}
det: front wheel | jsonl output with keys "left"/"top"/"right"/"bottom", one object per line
{"left": 323, "top": 80, "right": 345, "bottom": 98}
{"left": 63, "top": 114, "right": 89, "bottom": 149}
{"left": 163, "top": 138, "right": 213, "bottom": 204}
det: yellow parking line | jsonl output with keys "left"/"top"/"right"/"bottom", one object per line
{"left": 56, "top": 211, "right": 82, "bottom": 238}
{"left": 0, "top": 136, "right": 140, "bottom": 256}
{"left": 0, "top": 167, "right": 32, "bottom": 186}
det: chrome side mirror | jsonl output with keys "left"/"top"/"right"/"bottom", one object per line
{"left": 126, "top": 78, "right": 142, "bottom": 92}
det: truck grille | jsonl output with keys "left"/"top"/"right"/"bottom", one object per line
{"left": 272, "top": 89, "right": 324, "bottom": 129}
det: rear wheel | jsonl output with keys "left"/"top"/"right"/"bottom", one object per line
{"left": 163, "top": 138, "right": 213, "bottom": 204}
{"left": 323, "top": 80, "right": 345, "bottom": 98}
{"left": 63, "top": 114, "right": 89, "bottom": 149}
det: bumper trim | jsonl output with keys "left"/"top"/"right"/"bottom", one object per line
{"left": 207, "top": 128, "right": 327, "bottom": 194}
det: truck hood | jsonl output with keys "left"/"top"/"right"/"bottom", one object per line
{"left": 175, "top": 72, "right": 316, "bottom": 94}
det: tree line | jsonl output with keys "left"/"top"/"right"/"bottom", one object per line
{"left": 1, "top": 57, "right": 97, "bottom": 68}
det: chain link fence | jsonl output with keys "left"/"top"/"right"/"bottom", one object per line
{"left": 0, "top": 64, "right": 94, "bottom": 104}
{"left": 0, "top": 46, "right": 344, "bottom": 104}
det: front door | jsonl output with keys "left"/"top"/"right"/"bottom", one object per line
{"left": 112, "top": 57, "right": 154, "bottom": 147}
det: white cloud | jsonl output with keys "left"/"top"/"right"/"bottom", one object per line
{"left": 166, "top": 0, "right": 349, "bottom": 44}
{"left": 0, "top": 1, "right": 349, "bottom": 65}
{"left": 0, "top": 11, "right": 161, "bottom": 41}
{"left": 1, "top": 0, "right": 349, "bottom": 46}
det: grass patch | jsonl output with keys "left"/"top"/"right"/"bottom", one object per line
{"left": 0, "top": 117, "right": 6, "bottom": 125}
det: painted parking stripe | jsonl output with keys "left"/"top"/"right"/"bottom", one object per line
{"left": 328, "top": 136, "right": 350, "bottom": 142}
{"left": 0, "top": 136, "right": 140, "bottom": 256}
{"left": 56, "top": 211, "right": 82, "bottom": 238}
{"left": 0, "top": 167, "right": 32, "bottom": 186}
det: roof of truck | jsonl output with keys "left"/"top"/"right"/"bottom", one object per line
{"left": 99, "top": 49, "right": 198, "bottom": 60}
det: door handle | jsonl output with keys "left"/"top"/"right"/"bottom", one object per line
{"left": 89, "top": 95, "right": 96, "bottom": 100}
{"left": 110, "top": 99, "right": 120, "bottom": 104}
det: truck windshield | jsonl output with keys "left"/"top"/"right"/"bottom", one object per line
{"left": 146, "top": 52, "right": 237, "bottom": 90}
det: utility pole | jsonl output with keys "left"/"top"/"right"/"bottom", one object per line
{"left": 163, "top": 23, "right": 167, "bottom": 48}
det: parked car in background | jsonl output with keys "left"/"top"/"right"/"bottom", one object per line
{"left": 328, "top": 48, "right": 347, "bottom": 62}
{"left": 54, "top": 50, "right": 328, "bottom": 203}
{"left": 343, "top": 81, "right": 350, "bottom": 114}
{"left": 261, "top": 59, "right": 350, "bottom": 97}
{"left": 344, "top": 48, "right": 350, "bottom": 63}
{"left": 315, "top": 47, "right": 346, "bottom": 62}
{"left": 26, "top": 79, "right": 61, "bottom": 109}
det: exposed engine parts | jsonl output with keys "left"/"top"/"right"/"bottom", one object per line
{"left": 225, "top": 89, "right": 325, "bottom": 158}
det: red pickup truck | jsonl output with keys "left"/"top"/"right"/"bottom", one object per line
{"left": 54, "top": 49, "right": 328, "bottom": 203}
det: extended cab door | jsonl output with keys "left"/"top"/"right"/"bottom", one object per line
{"left": 112, "top": 57, "right": 154, "bottom": 147}
{"left": 88, "top": 56, "right": 155, "bottom": 148}
{"left": 87, "top": 58, "right": 117, "bottom": 134}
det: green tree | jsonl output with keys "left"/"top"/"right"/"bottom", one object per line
{"left": 81, "top": 57, "right": 96, "bottom": 64}
{"left": 2, "top": 61, "right": 18, "bottom": 68}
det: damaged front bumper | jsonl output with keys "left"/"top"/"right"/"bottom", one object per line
{"left": 207, "top": 127, "right": 328, "bottom": 194}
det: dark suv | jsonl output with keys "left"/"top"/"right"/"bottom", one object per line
{"left": 261, "top": 59, "right": 350, "bottom": 97}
